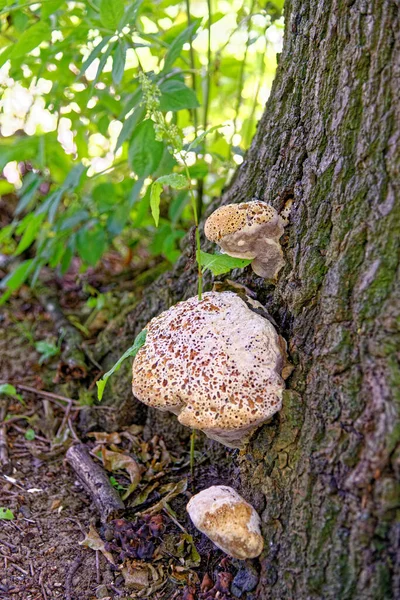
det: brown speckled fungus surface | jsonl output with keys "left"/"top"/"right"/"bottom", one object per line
{"left": 204, "top": 201, "right": 287, "bottom": 279}
{"left": 132, "top": 291, "right": 285, "bottom": 448}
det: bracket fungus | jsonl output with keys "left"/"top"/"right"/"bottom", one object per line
{"left": 187, "top": 486, "right": 264, "bottom": 559}
{"left": 204, "top": 200, "right": 288, "bottom": 279}
{"left": 131, "top": 291, "right": 286, "bottom": 448}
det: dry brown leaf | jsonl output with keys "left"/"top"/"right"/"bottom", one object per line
{"left": 88, "top": 431, "right": 122, "bottom": 444}
{"left": 79, "top": 524, "right": 115, "bottom": 565}
{"left": 121, "top": 561, "right": 149, "bottom": 590}
{"left": 101, "top": 447, "right": 141, "bottom": 499}
{"left": 138, "top": 478, "right": 187, "bottom": 516}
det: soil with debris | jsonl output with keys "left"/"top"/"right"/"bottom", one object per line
{"left": 0, "top": 266, "right": 261, "bottom": 600}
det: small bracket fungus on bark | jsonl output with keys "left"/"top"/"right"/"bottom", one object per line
{"left": 187, "top": 486, "right": 264, "bottom": 559}
{"left": 131, "top": 291, "right": 286, "bottom": 448}
{"left": 204, "top": 200, "right": 288, "bottom": 279}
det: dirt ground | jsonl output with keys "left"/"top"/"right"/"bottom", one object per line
{"left": 0, "top": 267, "right": 261, "bottom": 600}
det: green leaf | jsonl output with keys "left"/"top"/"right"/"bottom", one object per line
{"left": 128, "top": 120, "right": 164, "bottom": 178}
{"left": 115, "top": 106, "right": 146, "bottom": 151}
{"left": 159, "top": 80, "right": 200, "bottom": 112}
{"left": 25, "top": 428, "right": 36, "bottom": 441}
{"left": 77, "top": 226, "right": 107, "bottom": 266}
{"left": 10, "top": 21, "right": 51, "bottom": 61}
{"left": 80, "top": 36, "right": 111, "bottom": 76}
{"left": 0, "top": 384, "right": 23, "bottom": 403}
{"left": 162, "top": 19, "right": 201, "bottom": 73}
{"left": 169, "top": 190, "right": 189, "bottom": 223}
{"left": 116, "top": 105, "right": 146, "bottom": 151}
{"left": 97, "top": 329, "right": 147, "bottom": 401}
{"left": 199, "top": 251, "right": 252, "bottom": 276}
{"left": 112, "top": 41, "right": 126, "bottom": 85}
{"left": 150, "top": 181, "right": 162, "bottom": 227}
{"left": 119, "top": 0, "right": 142, "bottom": 27}
{"left": 157, "top": 173, "right": 187, "bottom": 189}
{"left": 15, "top": 213, "right": 45, "bottom": 256}
{"left": 42, "top": 0, "right": 64, "bottom": 18}
{"left": 0, "top": 507, "right": 14, "bottom": 521}
{"left": 35, "top": 340, "right": 60, "bottom": 364}
{"left": 187, "top": 125, "right": 223, "bottom": 152}
{"left": 15, "top": 173, "right": 41, "bottom": 215}
{"left": 150, "top": 174, "right": 187, "bottom": 227}
{"left": 0, "top": 260, "right": 34, "bottom": 294}
{"left": 100, "top": 0, "right": 125, "bottom": 30}
{"left": 0, "top": 180, "right": 14, "bottom": 195}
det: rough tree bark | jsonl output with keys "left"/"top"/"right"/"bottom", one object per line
{"left": 94, "top": 0, "right": 400, "bottom": 597}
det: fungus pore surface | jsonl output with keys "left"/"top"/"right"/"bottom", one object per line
{"left": 131, "top": 291, "right": 285, "bottom": 447}
{"left": 204, "top": 201, "right": 287, "bottom": 279}
{"left": 187, "top": 485, "right": 264, "bottom": 559}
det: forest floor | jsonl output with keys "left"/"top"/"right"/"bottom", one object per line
{"left": 0, "top": 260, "right": 260, "bottom": 600}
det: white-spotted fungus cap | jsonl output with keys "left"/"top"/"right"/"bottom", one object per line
{"left": 187, "top": 485, "right": 264, "bottom": 559}
{"left": 204, "top": 201, "right": 286, "bottom": 279}
{"left": 131, "top": 291, "right": 285, "bottom": 448}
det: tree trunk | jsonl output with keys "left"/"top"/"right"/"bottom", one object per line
{"left": 94, "top": 0, "right": 400, "bottom": 597}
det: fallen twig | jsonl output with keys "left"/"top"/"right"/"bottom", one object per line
{"left": 65, "top": 555, "right": 83, "bottom": 600}
{"left": 0, "top": 400, "right": 11, "bottom": 474}
{"left": 66, "top": 443, "right": 124, "bottom": 521}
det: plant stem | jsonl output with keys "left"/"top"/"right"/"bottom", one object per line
{"left": 190, "top": 429, "right": 196, "bottom": 482}
{"left": 230, "top": 0, "right": 256, "bottom": 154}
{"left": 185, "top": 0, "right": 198, "bottom": 135}
{"left": 183, "top": 160, "right": 203, "bottom": 301}
{"left": 203, "top": 0, "right": 212, "bottom": 132}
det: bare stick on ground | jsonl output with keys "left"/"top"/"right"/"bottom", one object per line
{"left": 66, "top": 443, "right": 124, "bottom": 521}
{"left": 65, "top": 554, "right": 83, "bottom": 600}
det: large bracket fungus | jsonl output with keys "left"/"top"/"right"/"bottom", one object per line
{"left": 131, "top": 291, "right": 287, "bottom": 448}
{"left": 187, "top": 485, "right": 264, "bottom": 559}
{"left": 204, "top": 200, "right": 288, "bottom": 279}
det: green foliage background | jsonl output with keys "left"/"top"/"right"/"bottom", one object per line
{"left": 0, "top": 0, "right": 283, "bottom": 301}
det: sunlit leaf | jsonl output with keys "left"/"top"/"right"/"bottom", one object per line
{"left": 80, "top": 36, "right": 111, "bottom": 75}
{"left": 0, "top": 507, "right": 14, "bottom": 521}
{"left": 0, "top": 384, "right": 23, "bottom": 403}
{"left": 162, "top": 19, "right": 201, "bottom": 73}
{"left": 150, "top": 181, "right": 162, "bottom": 227}
{"left": 100, "top": 0, "right": 125, "bottom": 30}
{"left": 9, "top": 21, "right": 51, "bottom": 61}
{"left": 112, "top": 41, "right": 126, "bottom": 85}
{"left": 199, "top": 250, "right": 252, "bottom": 276}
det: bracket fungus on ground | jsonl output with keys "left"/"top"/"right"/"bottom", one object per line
{"left": 204, "top": 200, "right": 288, "bottom": 279}
{"left": 131, "top": 291, "right": 286, "bottom": 448}
{"left": 187, "top": 486, "right": 264, "bottom": 559}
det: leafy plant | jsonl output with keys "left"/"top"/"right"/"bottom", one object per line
{"left": 24, "top": 428, "right": 36, "bottom": 441}
{"left": 0, "top": 0, "right": 284, "bottom": 300}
